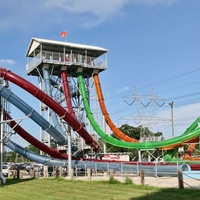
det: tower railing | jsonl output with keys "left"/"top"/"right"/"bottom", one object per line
{"left": 26, "top": 50, "right": 107, "bottom": 74}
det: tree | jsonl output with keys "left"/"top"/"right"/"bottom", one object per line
{"left": 27, "top": 144, "right": 40, "bottom": 154}
{"left": 102, "top": 124, "right": 163, "bottom": 160}
{"left": 118, "top": 124, "right": 140, "bottom": 140}
{"left": 3, "top": 151, "right": 16, "bottom": 162}
{"left": 3, "top": 151, "right": 27, "bottom": 163}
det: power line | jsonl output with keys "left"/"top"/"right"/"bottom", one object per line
{"left": 102, "top": 67, "right": 200, "bottom": 118}
{"left": 138, "top": 67, "right": 200, "bottom": 90}
{"left": 167, "top": 91, "right": 200, "bottom": 101}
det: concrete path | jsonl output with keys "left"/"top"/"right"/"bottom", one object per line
{"left": 67, "top": 175, "right": 200, "bottom": 189}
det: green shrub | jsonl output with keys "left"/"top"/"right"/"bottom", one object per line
{"left": 108, "top": 177, "right": 121, "bottom": 184}
{"left": 124, "top": 176, "right": 133, "bottom": 185}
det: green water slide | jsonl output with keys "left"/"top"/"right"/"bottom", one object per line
{"left": 182, "top": 117, "right": 200, "bottom": 135}
{"left": 77, "top": 71, "right": 200, "bottom": 150}
{"left": 165, "top": 117, "right": 200, "bottom": 162}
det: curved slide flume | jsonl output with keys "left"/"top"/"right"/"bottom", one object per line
{"left": 4, "top": 138, "right": 145, "bottom": 173}
{"left": 182, "top": 143, "right": 200, "bottom": 161}
{"left": 61, "top": 68, "right": 76, "bottom": 119}
{"left": 3, "top": 110, "right": 67, "bottom": 159}
{"left": 163, "top": 116, "right": 200, "bottom": 157}
{"left": 0, "top": 84, "right": 67, "bottom": 145}
{"left": 182, "top": 117, "right": 200, "bottom": 135}
{"left": 78, "top": 71, "right": 200, "bottom": 150}
{"left": 4, "top": 139, "right": 68, "bottom": 166}
{"left": 0, "top": 68, "right": 99, "bottom": 150}
{"left": 43, "top": 66, "right": 67, "bottom": 137}
{"left": 93, "top": 73, "right": 138, "bottom": 142}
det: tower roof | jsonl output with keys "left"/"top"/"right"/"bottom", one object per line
{"left": 26, "top": 37, "right": 108, "bottom": 58}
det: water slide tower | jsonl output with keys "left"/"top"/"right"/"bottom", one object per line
{"left": 25, "top": 38, "right": 108, "bottom": 156}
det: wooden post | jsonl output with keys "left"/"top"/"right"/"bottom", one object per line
{"left": 87, "top": 168, "right": 91, "bottom": 181}
{"left": 13, "top": 170, "right": 16, "bottom": 179}
{"left": 43, "top": 165, "right": 48, "bottom": 178}
{"left": 70, "top": 169, "right": 74, "bottom": 179}
{"left": 17, "top": 168, "right": 20, "bottom": 179}
{"left": 110, "top": 169, "right": 114, "bottom": 178}
{"left": 20, "top": 170, "right": 23, "bottom": 179}
{"left": 32, "top": 170, "right": 35, "bottom": 178}
{"left": 55, "top": 167, "right": 60, "bottom": 178}
{"left": 178, "top": 170, "right": 184, "bottom": 189}
{"left": 140, "top": 169, "right": 145, "bottom": 186}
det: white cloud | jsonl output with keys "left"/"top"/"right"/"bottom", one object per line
{"left": 158, "top": 102, "right": 200, "bottom": 122}
{"left": 116, "top": 86, "right": 129, "bottom": 94}
{"left": 153, "top": 102, "right": 200, "bottom": 137}
{"left": 0, "top": 59, "right": 15, "bottom": 65}
{"left": 46, "top": 0, "right": 128, "bottom": 27}
{"left": 131, "top": 0, "right": 179, "bottom": 6}
{"left": 174, "top": 103, "right": 200, "bottom": 119}
{"left": 0, "top": 0, "right": 179, "bottom": 32}
{"left": 46, "top": 0, "right": 179, "bottom": 27}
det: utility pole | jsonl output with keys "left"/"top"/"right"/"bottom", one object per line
{"left": 168, "top": 101, "right": 175, "bottom": 137}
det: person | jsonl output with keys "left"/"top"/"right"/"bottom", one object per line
{"left": 66, "top": 54, "right": 69, "bottom": 62}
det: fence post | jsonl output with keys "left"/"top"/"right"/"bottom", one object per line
{"left": 32, "top": 170, "right": 35, "bottom": 178}
{"left": 136, "top": 162, "right": 139, "bottom": 176}
{"left": 110, "top": 169, "right": 114, "bottom": 178}
{"left": 43, "top": 165, "right": 48, "bottom": 178}
{"left": 20, "top": 170, "right": 23, "bottom": 179}
{"left": 55, "top": 167, "right": 60, "bottom": 178}
{"left": 13, "top": 170, "right": 15, "bottom": 179}
{"left": 95, "top": 163, "right": 97, "bottom": 177}
{"left": 107, "top": 162, "right": 110, "bottom": 176}
{"left": 121, "top": 162, "right": 123, "bottom": 176}
{"left": 178, "top": 170, "right": 184, "bottom": 189}
{"left": 70, "top": 169, "right": 74, "bottom": 179}
{"left": 17, "top": 168, "right": 20, "bottom": 179}
{"left": 140, "top": 169, "right": 145, "bottom": 185}
{"left": 87, "top": 168, "right": 91, "bottom": 181}
{"left": 155, "top": 163, "right": 157, "bottom": 177}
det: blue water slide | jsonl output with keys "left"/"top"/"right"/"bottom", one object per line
{"left": 5, "top": 139, "right": 68, "bottom": 166}
{"left": 4, "top": 137, "right": 189, "bottom": 177}
{"left": 43, "top": 66, "right": 67, "bottom": 137}
{"left": 0, "top": 84, "right": 67, "bottom": 145}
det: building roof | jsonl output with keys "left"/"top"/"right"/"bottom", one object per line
{"left": 26, "top": 38, "right": 108, "bottom": 58}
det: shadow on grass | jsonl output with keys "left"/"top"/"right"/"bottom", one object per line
{"left": 0, "top": 177, "right": 35, "bottom": 187}
{"left": 107, "top": 177, "right": 200, "bottom": 200}
{"left": 129, "top": 187, "right": 200, "bottom": 200}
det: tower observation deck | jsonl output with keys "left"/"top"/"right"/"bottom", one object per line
{"left": 26, "top": 38, "right": 108, "bottom": 77}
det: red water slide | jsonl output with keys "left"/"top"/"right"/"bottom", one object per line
{"left": 61, "top": 70, "right": 76, "bottom": 119}
{"left": 93, "top": 73, "right": 138, "bottom": 142}
{"left": 0, "top": 68, "right": 99, "bottom": 150}
{"left": 3, "top": 111, "right": 67, "bottom": 159}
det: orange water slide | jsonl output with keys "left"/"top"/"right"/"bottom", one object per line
{"left": 187, "top": 143, "right": 197, "bottom": 152}
{"left": 182, "top": 141, "right": 200, "bottom": 161}
{"left": 93, "top": 73, "right": 138, "bottom": 142}
{"left": 182, "top": 153, "right": 200, "bottom": 161}
{"left": 161, "top": 136, "right": 199, "bottom": 151}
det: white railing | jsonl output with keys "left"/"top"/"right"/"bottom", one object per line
{"left": 26, "top": 53, "right": 42, "bottom": 74}
{"left": 20, "top": 161, "right": 182, "bottom": 179}
{"left": 26, "top": 50, "right": 107, "bottom": 74}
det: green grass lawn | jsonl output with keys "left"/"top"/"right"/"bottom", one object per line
{"left": 0, "top": 177, "right": 200, "bottom": 200}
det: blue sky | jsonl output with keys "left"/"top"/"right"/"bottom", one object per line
{"left": 1, "top": 0, "right": 200, "bottom": 146}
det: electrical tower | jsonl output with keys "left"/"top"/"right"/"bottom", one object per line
{"left": 120, "top": 85, "right": 168, "bottom": 141}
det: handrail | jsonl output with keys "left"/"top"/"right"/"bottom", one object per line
{"left": 26, "top": 50, "right": 107, "bottom": 73}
